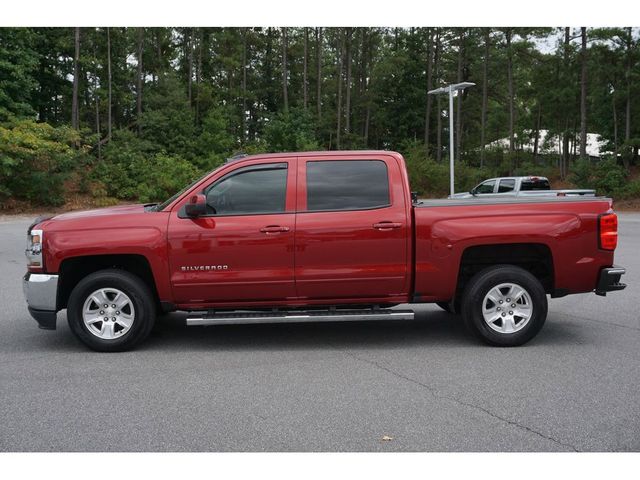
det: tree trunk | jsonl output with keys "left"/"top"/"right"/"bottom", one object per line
{"left": 424, "top": 28, "right": 433, "bottom": 155}
{"left": 336, "top": 30, "right": 344, "bottom": 149}
{"left": 242, "top": 28, "right": 248, "bottom": 143}
{"left": 156, "top": 28, "right": 162, "bottom": 82}
{"left": 624, "top": 27, "right": 632, "bottom": 170}
{"left": 455, "top": 29, "right": 464, "bottom": 161}
{"left": 136, "top": 27, "right": 144, "bottom": 135}
{"left": 281, "top": 27, "right": 288, "bottom": 112}
{"left": 187, "top": 29, "right": 193, "bottom": 104}
{"left": 345, "top": 28, "right": 352, "bottom": 136}
{"left": 93, "top": 37, "right": 101, "bottom": 160}
{"left": 107, "top": 27, "right": 112, "bottom": 141}
{"left": 71, "top": 27, "right": 80, "bottom": 130}
{"left": 316, "top": 27, "right": 322, "bottom": 120}
{"left": 506, "top": 28, "right": 515, "bottom": 154}
{"left": 480, "top": 28, "right": 490, "bottom": 167}
{"left": 363, "top": 29, "right": 372, "bottom": 147}
{"left": 561, "top": 27, "right": 571, "bottom": 179}
{"left": 303, "top": 27, "right": 308, "bottom": 111}
{"left": 612, "top": 93, "right": 618, "bottom": 160}
{"left": 579, "top": 27, "right": 588, "bottom": 159}
{"left": 533, "top": 103, "right": 541, "bottom": 162}
{"left": 435, "top": 29, "right": 442, "bottom": 162}
{"left": 196, "top": 29, "right": 203, "bottom": 123}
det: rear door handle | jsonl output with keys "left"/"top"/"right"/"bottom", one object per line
{"left": 373, "top": 222, "right": 402, "bottom": 230}
{"left": 260, "top": 225, "right": 290, "bottom": 234}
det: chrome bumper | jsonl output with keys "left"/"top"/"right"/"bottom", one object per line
{"left": 23, "top": 273, "right": 59, "bottom": 311}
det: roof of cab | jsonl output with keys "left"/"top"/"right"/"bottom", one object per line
{"left": 230, "top": 150, "right": 403, "bottom": 162}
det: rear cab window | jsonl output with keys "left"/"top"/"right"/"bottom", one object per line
{"left": 521, "top": 178, "right": 551, "bottom": 191}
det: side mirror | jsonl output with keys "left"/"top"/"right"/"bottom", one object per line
{"left": 185, "top": 194, "right": 207, "bottom": 217}
{"left": 470, "top": 187, "right": 477, "bottom": 195}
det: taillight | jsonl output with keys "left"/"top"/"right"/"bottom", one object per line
{"left": 599, "top": 213, "right": 618, "bottom": 250}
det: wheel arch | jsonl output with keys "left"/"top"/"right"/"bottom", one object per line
{"left": 57, "top": 254, "right": 159, "bottom": 310}
{"left": 456, "top": 243, "right": 554, "bottom": 299}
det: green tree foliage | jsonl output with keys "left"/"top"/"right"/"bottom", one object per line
{"left": 0, "top": 27, "right": 639, "bottom": 207}
{"left": 0, "top": 120, "right": 84, "bottom": 205}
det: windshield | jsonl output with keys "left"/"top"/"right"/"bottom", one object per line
{"left": 154, "top": 166, "right": 222, "bottom": 212}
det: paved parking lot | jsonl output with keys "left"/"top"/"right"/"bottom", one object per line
{"left": 0, "top": 213, "right": 638, "bottom": 451}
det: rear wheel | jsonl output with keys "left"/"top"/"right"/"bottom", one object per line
{"left": 67, "top": 269, "right": 156, "bottom": 351}
{"left": 461, "top": 265, "right": 547, "bottom": 346}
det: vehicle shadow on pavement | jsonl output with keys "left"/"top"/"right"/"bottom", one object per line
{"left": 137, "top": 310, "right": 585, "bottom": 352}
{"left": 10, "top": 310, "right": 585, "bottom": 353}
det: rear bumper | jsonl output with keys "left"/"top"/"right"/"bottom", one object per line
{"left": 23, "top": 273, "right": 58, "bottom": 329}
{"left": 595, "top": 266, "right": 627, "bottom": 296}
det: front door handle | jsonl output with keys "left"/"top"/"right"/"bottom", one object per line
{"left": 260, "top": 225, "right": 290, "bottom": 234}
{"left": 373, "top": 222, "right": 402, "bottom": 230}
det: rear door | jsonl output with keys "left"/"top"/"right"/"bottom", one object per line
{"left": 294, "top": 155, "right": 409, "bottom": 301}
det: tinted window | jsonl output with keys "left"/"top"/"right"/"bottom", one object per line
{"left": 521, "top": 178, "right": 551, "bottom": 191}
{"left": 497, "top": 179, "right": 516, "bottom": 193}
{"left": 306, "top": 160, "right": 390, "bottom": 211}
{"left": 205, "top": 164, "right": 287, "bottom": 215}
{"left": 476, "top": 180, "right": 496, "bottom": 194}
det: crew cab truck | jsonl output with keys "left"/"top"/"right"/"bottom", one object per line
{"left": 451, "top": 176, "right": 595, "bottom": 198}
{"left": 23, "top": 151, "right": 626, "bottom": 351}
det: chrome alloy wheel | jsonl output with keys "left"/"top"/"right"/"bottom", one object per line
{"left": 82, "top": 288, "right": 135, "bottom": 340}
{"left": 481, "top": 282, "right": 533, "bottom": 334}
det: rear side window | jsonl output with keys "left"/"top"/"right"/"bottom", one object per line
{"left": 306, "top": 160, "right": 390, "bottom": 211}
{"left": 497, "top": 179, "right": 516, "bottom": 193}
{"left": 521, "top": 178, "right": 550, "bottom": 191}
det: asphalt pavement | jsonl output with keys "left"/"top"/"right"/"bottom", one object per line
{"left": 0, "top": 213, "right": 638, "bottom": 451}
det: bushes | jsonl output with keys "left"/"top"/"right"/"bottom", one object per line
{"left": 93, "top": 130, "right": 200, "bottom": 203}
{"left": 0, "top": 120, "right": 86, "bottom": 206}
{"left": 570, "top": 158, "right": 628, "bottom": 197}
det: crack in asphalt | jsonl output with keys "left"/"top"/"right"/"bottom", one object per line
{"left": 341, "top": 350, "right": 580, "bottom": 452}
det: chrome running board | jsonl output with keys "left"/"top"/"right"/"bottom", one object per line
{"left": 186, "top": 309, "right": 414, "bottom": 326}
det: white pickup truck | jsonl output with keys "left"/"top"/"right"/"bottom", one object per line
{"left": 451, "top": 176, "right": 596, "bottom": 199}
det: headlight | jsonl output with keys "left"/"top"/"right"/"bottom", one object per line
{"left": 26, "top": 228, "right": 44, "bottom": 270}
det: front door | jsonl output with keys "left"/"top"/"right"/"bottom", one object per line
{"left": 167, "top": 158, "right": 297, "bottom": 306}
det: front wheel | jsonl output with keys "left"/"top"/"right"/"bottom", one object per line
{"left": 461, "top": 265, "right": 547, "bottom": 346}
{"left": 67, "top": 269, "right": 156, "bottom": 352}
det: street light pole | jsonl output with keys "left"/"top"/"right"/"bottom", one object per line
{"left": 448, "top": 86, "right": 455, "bottom": 197}
{"left": 428, "top": 82, "right": 476, "bottom": 197}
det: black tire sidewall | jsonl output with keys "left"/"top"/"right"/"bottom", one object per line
{"left": 462, "top": 266, "right": 547, "bottom": 346}
{"left": 67, "top": 269, "right": 155, "bottom": 351}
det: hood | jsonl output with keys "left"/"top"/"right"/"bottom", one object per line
{"left": 449, "top": 192, "right": 474, "bottom": 199}
{"left": 49, "top": 204, "right": 148, "bottom": 222}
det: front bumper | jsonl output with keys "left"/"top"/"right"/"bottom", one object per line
{"left": 595, "top": 266, "right": 627, "bottom": 296}
{"left": 23, "top": 273, "right": 58, "bottom": 329}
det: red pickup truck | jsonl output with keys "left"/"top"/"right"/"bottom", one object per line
{"left": 23, "top": 150, "right": 626, "bottom": 351}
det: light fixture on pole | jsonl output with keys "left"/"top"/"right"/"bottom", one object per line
{"left": 428, "top": 82, "right": 475, "bottom": 197}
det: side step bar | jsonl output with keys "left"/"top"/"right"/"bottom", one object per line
{"left": 186, "top": 309, "right": 415, "bottom": 326}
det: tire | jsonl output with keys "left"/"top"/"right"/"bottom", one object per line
{"left": 67, "top": 269, "right": 156, "bottom": 352}
{"left": 461, "top": 265, "right": 547, "bottom": 347}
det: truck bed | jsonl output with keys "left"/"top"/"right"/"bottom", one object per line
{"left": 412, "top": 196, "right": 614, "bottom": 302}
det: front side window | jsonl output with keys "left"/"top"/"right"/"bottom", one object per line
{"left": 205, "top": 163, "right": 287, "bottom": 215}
{"left": 497, "top": 179, "right": 516, "bottom": 193}
{"left": 306, "top": 160, "right": 390, "bottom": 212}
{"left": 476, "top": 180, "right": 496, "bottom": 194}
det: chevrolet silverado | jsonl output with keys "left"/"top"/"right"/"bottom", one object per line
{"left": 23, "top": 151, "right": 626, "bottom": 351}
